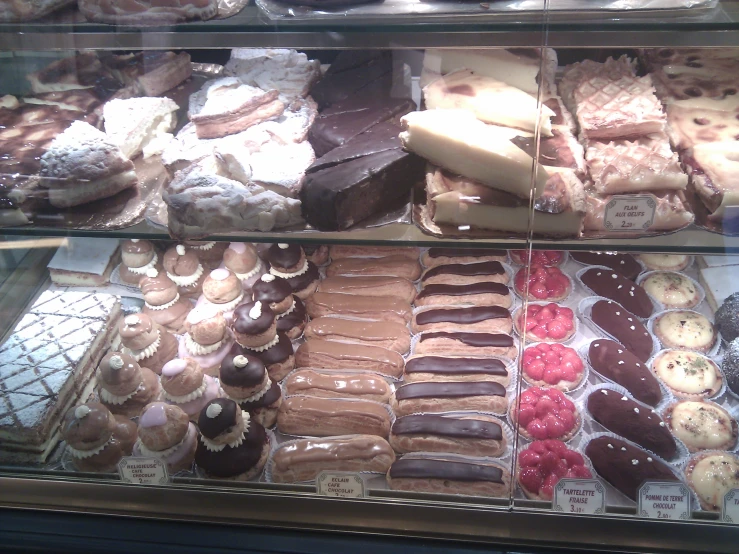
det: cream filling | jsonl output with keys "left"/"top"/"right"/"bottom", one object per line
{"left": 270, "top": 259, "right": 309, "bottom": 279}
{"left": 200, "top": 410, "right": 250, "bottom": 452}
{"left": 184, "top": 333, "right": 224, "bottom": 356}
{"left": 67, "top": 440, "right": 109, "bottom": 460}
{"left": 145, "top": 293, "right": 180, "bottom": 311}
{"left": 245, "top": 334, "right": 279, "bottom": 353}
{"left": 276, "top": 298, "right": 296, "bottom": 319}
{"left": 211, "top": 291, "right": 244, "bottom": 313}
{"left": 234, "top": 258, "right": 263, "bottom": 281}
{"left": 128, "top": 253, "right": 158, "bottom": 275}
{"left": 167, "top": 263, "right": 204, "bottom": 287}
{"left": 192, "top": 242, "right": 216, "bottom": 251}
{"left": 129, "top": 331, "right": 161, "bottom": 361}
{"left": 162, "top": 380, "right": 208, "bottom": 404}
{"left": 227, "top": 377, "right": 272, "bottom": 404}
{"left": 135, "top": 433, "right": 187, "bottom": 459}
{"left": 99, "top": 386, "right": 138, "bottom": 406}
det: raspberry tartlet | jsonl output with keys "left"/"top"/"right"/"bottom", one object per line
{"left": 522, "top": 343, "right": 585, "bottom": 392}
{"left": 514, "top": 264, "right": 571, "bottom": 302}
{"left": 510, "top": 387, "right": 581, "bottom": 441}
{"left": 514, "top": 302, "right": 576, "bottom": 342}
{"left": 510, "top": 250, "right": 565, "bottom": 267}
{"left": 517, "top": 440, "right": 592, "bottom": 500}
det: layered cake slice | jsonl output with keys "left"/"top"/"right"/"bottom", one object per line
{"left": 0, "top": 291, "right": 121, "bottom": 463}
{"left": 101, "top": 51, "right": 192, "bottom": 97}
{"left": 103, "top": 97, "right": 179, "bottom": 159}
{"left": 684, "top": 141, "right": 739, "bottom": 224}
{"left": 47, "top": 237, "right": 120, "bottom": 287}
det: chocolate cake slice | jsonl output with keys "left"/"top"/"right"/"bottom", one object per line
{"left": 310, "top": 52, "right": 393, "bottom": 109}
{"left": 590, "top": 301, "right": 655, "bottom": 363}
{"left": 585, "top": 436, "right": 678, "bottom": 501}
{"left": 587, "top": 388, "right": 676, "bottom": 459}
{"left": 588, "top": 339, "right": 662, "bottom": 406}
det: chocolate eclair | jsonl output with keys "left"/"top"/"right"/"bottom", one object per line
{"left": 387, "top": 455, "right": 511, "bottom": 497}
{"left": 305, "top": 292, "right": 411, "bottom": 325}
{"left": 421, "top": 248, "right": 507, "bottom": 268}
{"left": 392, "top": 381, "right": 508, "bottom": 417}
{"left": 590, "top": 300, "right": 655, "bottom": 362}
{"left": 326, "top": 255, "right": 422, "bottom": 281}
{"left": 404, "top": 355, "right": 510, "bottom": 385}
{"left": 317, "top": 275, "right": 417, "bottom": 303}
{"left": 416, "top": 282, "right": 511, "bottom": 308}
{"left": 414, "top": 331, "right": 518, "bottom": 359}
{"left": 588, "top": 339, "right": 662, "bottom": 406}
{"left": 283, "top": 369, "right": 393, "bottom": 404}
{"left": 194, "top": 398, "right": 270, "bottom": 481}
{"left": 304, "top": 316, "right": 410, "bottom": 354}
{"left": 277, "top": 396, "right": 392, "bottom": 438}
{"left": 295, "top": 338, "right": 403, "bottom": 379}
{"left": 390, "top": 414, "right": 507, "bottom": 458}
{"left": 411, "top": 305, "right": 512, "bottom": 334}
{"left": 570, "top": 251, "right": 641, "bottom": 280}
{"left": 421, "top": 261, "right": 509, "bottom": 286}
{"left": 587, "top": 388, "right": 677, "bottom": 459}
{"left": 581, "top": 268, "right": 654, "bottom": 318}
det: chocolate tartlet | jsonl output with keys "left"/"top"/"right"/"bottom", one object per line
{"left": 585, "top": 436, "right": 678, "bottom": 501}
{"left": 581, "top": 268, "right": 654, "bottom": 318}
{"left": 587, "top": 389, "right": 677, "bottom": 459}
{"left": 590, "top": 300, "right": 655, "bottom": 362}
{"left": 588, "top": 339, "right": 662, "bottom": 406}
{"left": 570, "top": 251, "right": 641, "bottom": 280}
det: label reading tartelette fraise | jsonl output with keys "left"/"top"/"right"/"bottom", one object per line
{"left": 553, "top": 479, "right": 605, "bottom": 514}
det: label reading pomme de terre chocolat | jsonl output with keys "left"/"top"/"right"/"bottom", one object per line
{"left": 553, "top": 479, "right": 605, "bottom": 514}
{"left": 603, "top": 195, "right": 656, "bottom": 232}
{"left": 316, "top": 472, "right": 366, "bottom": 498}
{"left": 638, "top": 482, "right": 690, "bottom": 520}
{"left": 117, "top": 456, "right": 169, "bottom": 485}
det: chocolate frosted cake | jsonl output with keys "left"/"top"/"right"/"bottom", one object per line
{"left": 587, "top": 389, "right": 677, "bottom": 459}
{"left": 588, "top": 339, "right": 662, "bottom": 406}
{"left": 585, "top": 436, "right": 678, "bottom": 501}
{"left": 590, "top": 300, "right": 655, "bottom": 362}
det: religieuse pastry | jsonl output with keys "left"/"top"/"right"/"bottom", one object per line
{"left": 160, "top": 359, "right": 223, "bottom": 422}
{"left": 195, "top": 398, "right": 271, "bottom": 481}
{"left": 163, "top": 244, "right": 206, "bottom": 299}
{"left": 223, "top": 242, "right": 265, "bottom": 290}
{"left": 178, "top": 304, "right": 234, "bottom": 377}
{"left": 96, "top": 352, "right": 161, "bottom": 419}
{"left": 231, "top": 300, "right": 278, "bottom": 350}
{"left": 186, "top": 241, "right": 229, "bottom": 270}
{"left": 61, "top": 402, "right": 137, "bottom": 473}
{"left": 266, "top": 243, "right": 320, "bottom": 300}
{"left": 119, "top": 313, "right": 178, "bottom": 375}
{"left": 200, "top": 268, "right": 245, "bottom": 315}
{"left": 119, "top": 239, "right": 158, "bottom": 286}
{"left": 252, "top": 274, "right": 307, "bottom": 339}
{"left": 134, "top": 402, "right": 198, "bottom": 474}
{"left": 139, "top": 268, "right": 193, "bottom": 334}
{"left": 220, "top": 347, "right": 282, "bottom": 428}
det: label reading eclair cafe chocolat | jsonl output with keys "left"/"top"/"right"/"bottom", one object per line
{"left": 603, "top": 195, "right": 656, "bottom": 232}
{"left": 553, "top": 479, "right": 605, "bottom": 515}
{"left": 118, "top": 457, "right": 169, "bottom": 485}
{"left": 638, "top": 482, "right": 691, "bottom": 520}
{"left": 316, "top": 471, "right": 366, "bottom": 498}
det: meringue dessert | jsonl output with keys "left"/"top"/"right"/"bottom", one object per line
{"left": 134, "top": 402, "right": 198, "bottom": 474}
{"left": 119, "top": 239, "right": 158, "bottom": 286}
{"left": 163, "top": 244, "right": 206, "bottom": 298}
{"left": 160, "top": 358, "right": 223, "bottom": 422}
{"left": 95, "top": 352, "right": 160, "bottom": 419}
{"left": 139, "top": 268, "right": 193, "bottom": 334}
{"left": 61, "top": 402, "right": 137, "bottom": 473}
{"left": 119, "top": 313, "right": 178, "bottom": 375}
{"left": 178, "top": 303, "right": 234, "bottom": 377}
{"left": 194, "top": 398, "right": 270, "bottom": 480}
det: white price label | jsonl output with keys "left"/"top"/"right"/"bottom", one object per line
{"left": 603, "top": 195, "right": 656, "bottom": 232}
{"left": 638, "top": 482, "right": 691, "bottom": 520}
{"left": 316, "top": 472, "right": 366, "bottom": 498}
{"left": 722, "top": 488, "right": 739, "bottom": 523}
{"left": 117, "top": 457, "right": 169, "bottom": 485}
{"left": 552, "top": 479, "right": 606, "bottom": 514}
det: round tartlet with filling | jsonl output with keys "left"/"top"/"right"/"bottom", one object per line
{"left": 651, "top": 350, "right": 723, "bottom": 398}
{"left": 664, "top": 400, "right": 738, "bottom": 452}
{"left": 685, "top": 452, "right": 739, "bottom": 511}
{"left": 653, "top": 310, "right": 717, "bottom": 353}
{"left": 637, "top": 254, "right": 690, "bottom": 272}
{"left": 642, "top": 272, "right": 701, "bottom": 309}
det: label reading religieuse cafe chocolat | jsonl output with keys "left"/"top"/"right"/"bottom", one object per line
{"left": 552, "top": 479, "right": 605, "bottom": 514}
{"left": 117, "top": 456, "right": 170, "bottom": 485}
{"left": 316, "top": 471, "right": 366, "bottom": 498}
{"left": 638, "top": 482, "right": 691, "bottom": 520}
{"left": 603, "top": 195, "right": 656, "bottom": 232}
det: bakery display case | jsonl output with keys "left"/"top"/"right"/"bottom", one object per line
{"left": 4, "top": 2, "right": 739, "bottom": 553}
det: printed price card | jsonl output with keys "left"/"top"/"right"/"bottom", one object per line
{"left": 316, "top": 472, "right": 366, "bottom": 498}
{"left": 117, "top": 457, "right": 169, "bottom": 485}
{"left": 603, "top": 195, "right": 656, "bottom": 232}
{"left": 638, "top": 482, "right": 691, "bottom": 520}
{"left": 553, "top": 479, "right": 605, "bottom": 514}
{"left": 722, "top": 488, "right": 739, "bottom": 523}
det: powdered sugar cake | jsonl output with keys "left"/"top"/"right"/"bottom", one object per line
{"left": 585, "top": 133, "right": 687, "bottom": 194}
{"left": 0, "top": 291, "right": 121, "bottom": 463}
{"left": 560, "top": 56, "right": 666, "bottom": 140}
